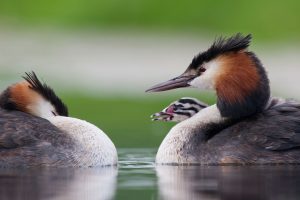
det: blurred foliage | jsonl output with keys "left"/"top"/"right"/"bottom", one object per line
{"left": 0, "top": 0, "right": 299, "bottom": 41}
{"left": 62, "top": 92, "right": 215, "bottom": 147}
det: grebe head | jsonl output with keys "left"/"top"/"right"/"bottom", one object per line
{"left": 146, "top": 33, "right": 270, "bottom": 119}
{"left": 0, "top": 71, "right": 68, "bottom": 119}
{"left": 151, "top": 97, "right": 208, "bottom": 122}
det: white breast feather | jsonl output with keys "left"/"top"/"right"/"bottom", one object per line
{"left": 48, "top": 116, "right": 118, "bottom": 167}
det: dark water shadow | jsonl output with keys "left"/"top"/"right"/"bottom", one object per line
{"left": 156, "top": 165, "right": 300, "bottom": 200}
{"left": 0, "top": 167, "right": 117, "bottom": 200}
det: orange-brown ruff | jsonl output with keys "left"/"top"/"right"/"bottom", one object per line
{"left": 215, "top": 52, "right": 260, "bottom": 105}
{"left": 147, "top": 33, "right": 300, "bottom": 165}
{"left": 8, "top": 81, "right": 40, "bottom": 114}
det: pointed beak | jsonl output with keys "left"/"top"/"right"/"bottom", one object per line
{"left": 146, "top": 74, "right": 197, "bottom": 92}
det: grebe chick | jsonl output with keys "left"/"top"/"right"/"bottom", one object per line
{"left": 0, "top": 72, "right": 117, "bottom": 167}
{"left": 147, "top": 34, "right": 300, "bottom": 165}
{"left": 151, "top": 97, "right": 208, "bottom": 122}
{"left": 152, "top": 97, "right": 281, "bottom": 123}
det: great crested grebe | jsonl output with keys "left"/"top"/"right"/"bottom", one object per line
{"left": 151, "top": 97, "right": 207, "bottom": 122}
{"left": 0, "top": 72, "right": 117, "bottom": 167}
{"left": 147, "top": 33, "right": 300, "bottom": 165}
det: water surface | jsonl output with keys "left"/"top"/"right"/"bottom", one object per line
{"left": 0, "top": 148, "right": 300, "bottom": 200}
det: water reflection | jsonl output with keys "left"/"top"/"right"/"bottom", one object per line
{"left": 2, "top": 149, "right": 300, "bottom": 200}
{"left": 116, "top": 148, "right": 158, "bottom": 199}
{"left": 0, "top": 167, "right": 117, "bottom": 200}
{"left": 156, "top": 165, "right": 300, "bottom": 200}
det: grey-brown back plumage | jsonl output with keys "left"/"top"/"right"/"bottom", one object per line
{"left": 0, "top": 108, "right": 76, "bottom": 167}
{"left": 183, "top": 99, "right": 300, "bottom": 164}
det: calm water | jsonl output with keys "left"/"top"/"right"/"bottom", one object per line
{"left": 1, "top": 148, "right": 300, "bottom": 200}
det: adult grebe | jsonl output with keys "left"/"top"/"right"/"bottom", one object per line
{"left": 147, "top": 34, "right": 300, "bottom": 165}
{"left": 0, "top": 72, "right": 117, "bottom": 167}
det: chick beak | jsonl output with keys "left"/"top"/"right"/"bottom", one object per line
{"left": 145, "top": 74, "right": 197, "bottom": 92}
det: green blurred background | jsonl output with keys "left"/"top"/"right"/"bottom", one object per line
{"left": 0, "top": 0, "right": 300, "bottom": 40}
{"left": 0, "top": 0, "right": 299, "bottom": 147}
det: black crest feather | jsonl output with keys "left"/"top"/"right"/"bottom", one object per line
{"left": 23, "top": 71, "right": 69, "bottom": 116}
{"left": 189, "top": 33, "right": 252, "bottom": 68}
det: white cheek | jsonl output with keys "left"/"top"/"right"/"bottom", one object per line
{"left": 27, "top": 98, "right": 55, "bottom": 119}
{"left": 189, "top": 59, "right": 221, "bottom": 90}
{"left": 189, "top": 76, "right": 214, "bottom": 90}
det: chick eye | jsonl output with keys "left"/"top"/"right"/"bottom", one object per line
{"left": 51, "top": 111, "right": 57, "bottom": 116}
{"left": 174, "top": 104, "right": 183, "bottom": 111}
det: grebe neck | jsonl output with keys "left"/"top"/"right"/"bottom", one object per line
{"left": 156, "top": 105, "right": 228, "bottom": 164}
{"left": 216, "top": 52, "right": 270, "bottom": 119}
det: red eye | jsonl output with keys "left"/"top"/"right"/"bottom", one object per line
{"left": 199, "top": 67, "right": 206, "bottom": 73}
